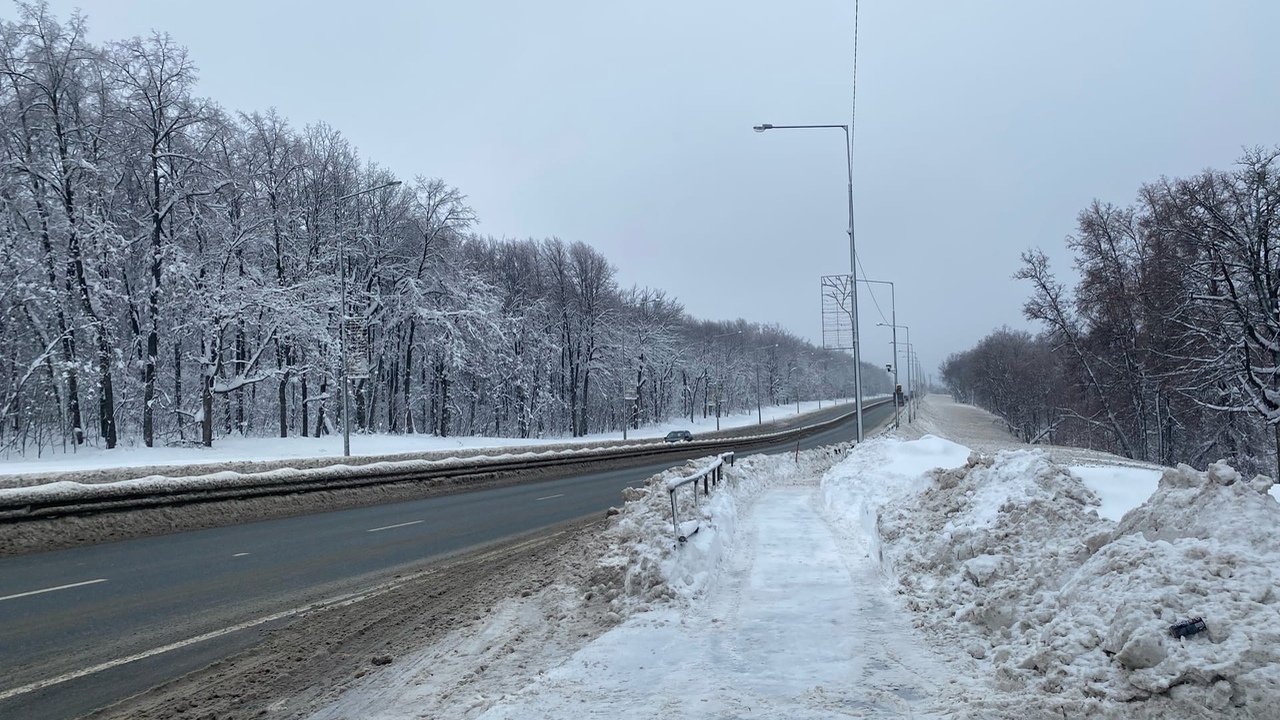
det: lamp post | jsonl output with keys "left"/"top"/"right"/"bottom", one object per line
{"left": 877, "top": 320, "right": 908, "bottom": 428}
{"left": 753, "top": 122, "right": 862, "bottom": 442}
{"left": 622, "top": 395, "right": 637, "bottom": 440}
{"left": 861, "top": 279, "right": 897, "bottom": 428}
{"left": 792, "top": 350, "right": 811, "bottom": 416}
{"left": 753, "top": 343, "right": 780, "bottom": 425}
{"left": 336, "top": 179, "right": 402, "bottom": 456}
{"left": 897, "top": 340, "right": 916, "bottom": 423}
{"left": 702, "top": 330, "right": 742, "bottom": 427}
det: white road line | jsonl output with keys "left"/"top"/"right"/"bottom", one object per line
{"left": 0, "top": 583, "right": 382, "bottom": 702}
{"left": 0, "top": 526, "right": 571, "bottom": 703}
{"left": 232, "top": 553, "right": 250, "bottom": 557}
{"left": 535, "top": 493, "right": 565, "bottom": 501}
{"left": 0, "top": 578, "right": 107, "bottom": 603}
{"left": 366, "top": 520, "right": 424, "bottom": 533}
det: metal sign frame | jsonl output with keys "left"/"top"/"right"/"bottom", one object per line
{"left": 820, "top": 274, "right": 855, "bottom": 350}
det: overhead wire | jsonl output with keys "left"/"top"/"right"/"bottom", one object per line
{"left": 856, "top": 253, "right": 891, "bottom": 327}
{"left": 849, "top": 1, "right": 892, "bottom": 330}
{"left": 848, "top": 0, "right": 895, "bottom": 336}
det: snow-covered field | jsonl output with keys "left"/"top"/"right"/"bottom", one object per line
{"left": 301, "top": 395, "right": 1280, "bottom": 719}
{"left": 0, "top": 399, "right": 857, "bottom": 479}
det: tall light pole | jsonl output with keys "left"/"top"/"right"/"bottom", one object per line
{"left": 877, "top": 320, "right": 908, "bottom": 427}
{"left": 753, "top": 343, "right": 779, "bottom": 424}
{"left": 702, "top": 330, "right": 742, "bottom": 426}
{"left": 897, "top": 340, "right": 916, "bottom": 423}
{"left": 336, "top": 179, "right": 403, "bottom": 456}
{"left": 753, "top": 122, "right": 862, "bottom": 442}
{"left": 861, "top": 279, "right": 896, "bottom": 427}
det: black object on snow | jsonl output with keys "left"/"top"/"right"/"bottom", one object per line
{"left": 1170, "top": 617, "right": 1207, "bottom": 639}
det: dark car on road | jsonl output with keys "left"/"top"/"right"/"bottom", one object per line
{"left": 664, "top": 430, "right": 694, "bottom": 443}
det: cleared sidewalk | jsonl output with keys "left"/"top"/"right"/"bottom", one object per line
{"left": 476, "top": 484, "right": 954, "bottom": 719}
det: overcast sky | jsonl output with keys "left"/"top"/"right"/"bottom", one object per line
{"left": 36, "top": 0, "right": 1280, "bottom": 378}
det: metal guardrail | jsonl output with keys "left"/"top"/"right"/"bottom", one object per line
{"left": 666, "top": 452, "right": 735, "bottom": 542}
{"left": 0, "top": 399, "right": 890, "bottom": 522}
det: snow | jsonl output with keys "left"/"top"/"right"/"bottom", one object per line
{"left": 303, "top": 395, "right": 1280, "bottom": 719}
{"left": 1069, "top": 465, "right": 1163, "bottom": 521}
{"left": 0, "top": 399, "right": 858, "bottom": 480}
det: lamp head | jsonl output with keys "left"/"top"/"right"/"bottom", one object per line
{"left": 752, "top": 124, "right": 773, "bottom": 133}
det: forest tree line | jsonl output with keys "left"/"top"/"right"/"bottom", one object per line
{"left": 942, "top": 147, "right": 1280, "bottom": 478}
{"left": 0, "top": 4, "right": 889, "bottom": 454}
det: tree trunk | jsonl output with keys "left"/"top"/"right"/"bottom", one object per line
{"left": 300, "top": 368, "right": 310, "bottom": 438}
{"left": 143, "top": 146, "right": 163, "bottom": 448}
{"left": 277, "top": 343, "right": 289, "bottom": 438}
{"left": 315, "top": 376, "right": 328, "bottom": 437}
{"left": 437, "top": 359, "right": 450, "bottom": 437}
{"left": 201, "top": 372, "right": 213, "bottom": 447}
{"left": 174, "top": 341, "right": 182, "bottom": 441}
{"left": 403, "top": 321, "right": 416, "bottom": 433}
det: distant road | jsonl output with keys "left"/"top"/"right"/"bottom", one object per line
{"left": 0, "top": 400, "right": 896, "bottom": 720}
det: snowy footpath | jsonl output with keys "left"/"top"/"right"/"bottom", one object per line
{"left": 306, "top": 395, "right": 1280, "bottom": 719}
{"left": 475, "top": 485, "right": 962, "bottom": 718}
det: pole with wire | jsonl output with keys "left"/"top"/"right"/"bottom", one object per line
{"left": 862, "top": 279, "right": 897, "bottom": 429}
{"left": 335, "top": 179, "right": 402, "bottom": 456}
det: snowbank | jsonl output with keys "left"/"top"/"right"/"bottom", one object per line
{"left": 840, "top": 439, "right": 1280, "bottom": 718}
{"left": 589, "top": 446, "right": 851, "bottom": 617}
{"left": 306, "top": 445, "right": 855, "bottom": 719}
{"left": 0, "top": 399, "right": 859, "bottom": 479}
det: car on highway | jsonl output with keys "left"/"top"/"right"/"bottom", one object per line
{"left": 663, "top": 430, "right": 694, "bottom": 443}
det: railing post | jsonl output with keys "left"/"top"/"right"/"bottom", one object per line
{"left": 670, "top": 490, "right": 679, "bottom": 538}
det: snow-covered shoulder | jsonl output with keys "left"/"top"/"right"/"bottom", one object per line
{"left": 827, "top": 433, "right": 1280, "bottom": 719}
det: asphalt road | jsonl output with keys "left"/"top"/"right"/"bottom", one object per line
{"left": 0, "top": 400, "right": 897, "bottom": 719}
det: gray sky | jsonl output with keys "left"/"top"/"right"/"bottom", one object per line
{"left": 39, "top": 0, "right": 1280, "bottom": 377}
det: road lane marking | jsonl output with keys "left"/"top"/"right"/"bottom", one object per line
{"left": 0, "top": 586, "right": 374, "bottom": 702}
{"left": 0, "top": 578, "right": 107, "bottom": 603}
{"left": 233, "top": 553, "right": 250, "bottom": 557}
{"left": 0, "top": 524, "right": 578, "bottom": 702}
{"left": 366, "top": 520, "right": 424, "bottom": 533}
{"left": 535, "top": 493, "right": 565, "bottom": 501}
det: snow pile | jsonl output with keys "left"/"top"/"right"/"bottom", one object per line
{"left": 822, "top": 434, "right": 973, "bottom": 563}
{"left": 1070, "top": 465, "right": 1163, "bottom": 521}
{"left": 305, "top": 445, "right": 855, "bottom": 720}
{"left": 588, "top": 446, "right": 850, "bottom": 618}
{"left": 868, "top": 446, "right": 1280, "bottom": 718}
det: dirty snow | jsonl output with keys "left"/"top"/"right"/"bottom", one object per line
{"left": 303, "top": 394, "right": 1279, "bottom": 719}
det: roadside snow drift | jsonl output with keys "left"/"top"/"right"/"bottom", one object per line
{"left": 310, "top": 424, "right": 1280, "bottom": 720}
{"left": 308, "top": 446, "right": 867, "bottom": 720}
{"left": 854, "top": 440, "right": 1280, "bottom": 718}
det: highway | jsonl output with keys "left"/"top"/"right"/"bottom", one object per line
{"left": 0, "top": 400, "right": 896, "bottom": 719}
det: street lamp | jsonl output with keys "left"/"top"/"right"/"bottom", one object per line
{"left": 861, "top": 279, "right": 897, "bottom": 428}
{"left": 753, "top": 122, "right": 862, "bottom": 442}
{"left": 753, "top": 343, "right": 780, "bottom": 425}
{"left": 337, "top": 179, "right": 403, "bottom": 456}
{"left": 702, "top": 330, "right": 742, "bottom": 426}
{"left": 877, "top": 319, "right": 908, "bottom": 428}
{"left": 896, "top": 340, "right": 917, "bottom": 424}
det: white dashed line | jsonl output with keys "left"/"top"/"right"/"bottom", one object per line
{"left": 0, "top": 583, "right": 379, "bottom": 702}
{"left": 366, "top": 520, "right": 424, "bottom": 533}
{"left": 0, "top": 578, "right": 107, "bottom": 603}
{"left": 233, "top": 553, "right": 250, "bottom": 557}
{"left": 535, "top": 493, "right": 565, "bottom": 501}
{"left": 0, "top": 527, "right": 573, "bottom": 702}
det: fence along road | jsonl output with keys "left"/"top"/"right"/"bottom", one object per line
{"left": 0, "top": 399, "right": 897, "bottom": 720}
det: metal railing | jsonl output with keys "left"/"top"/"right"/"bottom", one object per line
{"left": 0, "top": 400, "right": 890, "bottom": 522}
{"left": 666, "top": 452, "right": 735, "bottom": 542}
